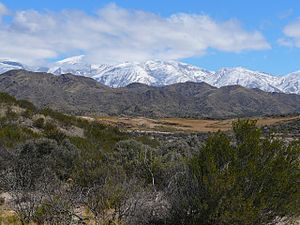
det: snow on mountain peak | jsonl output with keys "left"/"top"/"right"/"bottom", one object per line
{"left": 277, "top": 71, "right": 300, "bottom": 94}
{"left": 208, "top": 67, "right": 281, "bottom": 92}
{"left": 48, "top": 55, "right": 92, "bottom": 76}
{"left": 0, "top": 60, "right": 25, "bottom": 74}
{"left": 0, "top": 55, "right": 300, "bottom": 95}
{"left": 56, "top": 55, "right": 86, "bottom": 65}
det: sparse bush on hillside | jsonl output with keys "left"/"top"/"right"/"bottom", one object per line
{"left": 21, "top": 109, "right": 34, "bottom": 119}
{"left": 43, "top": 121, "right": 57, "bottom": 131}
{"left": 33, "top": 118, "right": 45, "bottom": 129}
{"left": 0, "top": 125, "right": 39, "bottom": 148}
{"left": 84, "top": 122, "right": 129, "bottom": 151}
{"left": 0, "top": 93, "right": 36, "bottom": 112}
{"left": 5, "top": 106, "right": 18, "bottom": 121}
{"left": 0, "top": 92, "right": 17, "bottom": 104}
{"left": 40, "top": 108, "right": 83, "bottom": 128}
{"left": 0, "top": 197, "right": 4, "bottom": 206}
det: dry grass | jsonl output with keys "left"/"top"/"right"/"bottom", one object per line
{"left": 0, "top": 207, "right": 20, "bottom": 225}
{"left": 92, "top": 115, "right": 300, "bottom": 133}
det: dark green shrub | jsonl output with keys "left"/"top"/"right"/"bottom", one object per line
{"left": 0, "top": 125, "right": 37, "bottom": 148}
{"left": 5, "top": 107, "right": 18, "bottom": 121}
{"left": 40, "top": 108, "right": 76, "bottom": 128}
{"left": 168, "top": 120, "right": 300, "bottom": 225}
{"left": 21, "top": 109, "right": 34, "bottom": 119}
{"left": 33, "top": 118, "right": 45, "bottom": 129}
{"left": 85, "top": 122, "right": 128, "bottom": 151}
{"left": 45, "top": 128, "right": 67, "bottom": 144}
{"left": 0, "top": 197, "right": 4, "bottom": 205}
{"left": 15, "top": 139, "right": 79, "bottom": 185}
{"left": 17, "top": 99, "right": 36, "bottom": 112}
{"left": 44, "top": 121, "right": 57, "bottom": 132}
{"left": 0, "top": 92, "right": 16, "bottom": 104}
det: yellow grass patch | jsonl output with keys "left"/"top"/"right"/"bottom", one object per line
{"left": 92, "top": 115, "right": 300, "bottom": 133}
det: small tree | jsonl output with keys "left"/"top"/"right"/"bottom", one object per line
{"left": 113, "top": 140, "right": 161, "bottom": 190}
{"left": 168, "top": 120, "right": 300, "bottom": 225}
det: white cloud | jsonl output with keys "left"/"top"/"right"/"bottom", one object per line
{"left": 281, "top": 18, "right": 300, "bottom": 47}
{"left": 0, "top": 3, "right": 270, "bottom": 65}
{"left": 277, "top": 38, "right": 293, "bottom": 47}
{"left": 0, "top": 2, "right": 8, "bottom": 16}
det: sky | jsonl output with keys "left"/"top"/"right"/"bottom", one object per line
{"left": 0, "top": 0, "right": 299, "bottom": 75}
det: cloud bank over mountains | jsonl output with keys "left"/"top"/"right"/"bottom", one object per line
{"left": 0, "top": 3, "right": 271, "bottom": 65}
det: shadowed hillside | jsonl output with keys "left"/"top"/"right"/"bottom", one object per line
{"left": 1, "top": 70, "right": 300, "bottom": 118}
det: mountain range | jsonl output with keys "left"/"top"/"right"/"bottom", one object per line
{"left": 1, "top": 56, "right": 299, "bottom": 94}
{"left": 1, "top": 70, "right": 300, "bottom": 119}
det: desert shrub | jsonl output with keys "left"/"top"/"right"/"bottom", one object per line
{"left": 32, "top": 178, "right": 75, "bottom": 225}
{"left": 33, "top": 118, "right": 45, "bottom": 129}
{"left": 0, "top": 197, "right": 4, "bottom": 205}
{"left": 0, "top": 125, "right": 38, "bottom": 148}
{"left": 167, "top": 120, "right": 300, "bottom": 225}
{"left": 85, "top": 122, "right": 128, "bottom": 151}
{"left": 69, "top": 136, "right": 98, "bottom": 152}
{"left": 112, "top": 140, "right": 163, "bottom": 189}
{"left": 134, "top": 135, "right": 161, "bottom": 148}
{"left": 5, "top": 107, "right": 18, "bottom": 121}
{"left": 15, "top": 139, "right": 79, "bottom": 186}
{"left": 0, "top": 92, "right": 16, "bottom": 104}
{"left": 42, "top": 122, "right": 67, "bottom": 143}
{"left": 40, "top": 108, "right": 77, "bottom": 128}
{"left": 21, "top": 109, "right": 34, "bottom": 119}
{"left": 17, "top": 99, "right": 36, "bottom": 112}
{"left": 44, "top": 121, "right": 57, "bottom": 131}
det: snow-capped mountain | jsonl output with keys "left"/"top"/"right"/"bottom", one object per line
{"left": 0, "top": 60, "right": 25, "bottom": 74}
{"left": 45, "top": 56, "right": 292, "bottom": 93}
{"left": 46, "top": 56, "right": 213, "bottom": 87}
{"left": 209, "top": 67, "right": 281, "bottom": 93}
{"left": 0, "top": 60, "right": 49, "bottom": 74}
{"left": 0, "top": 55, "right": 300, "bottom": 95}
{"left": 277, "top": 71, "right": 300, "bottom": 95}
{"left": 91, "top": 61, "right": 213, "bottom": 87}
{"left": 48, "top": 55, "right": 92, "bottom": 76}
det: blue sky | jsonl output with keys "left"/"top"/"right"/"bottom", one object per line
{"left": 0, "top": 0, "right": 299, "bottom": 75}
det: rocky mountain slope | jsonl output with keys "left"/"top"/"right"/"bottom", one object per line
{"left": 1, "top": 70, "right": 300, "bottom": 118}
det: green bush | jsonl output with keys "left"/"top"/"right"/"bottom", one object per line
{"left": 45, "top": 128, "right": 67, "bottom": 144}
{"left": 0, "top": 92, "right": 17, "bottom": 104}
{"left": 0, "top": 197, "right": 4, "bottom": 205}
{"left": 17, "top": 99, "right": 36, "bottom": 112}
{"left": 0, "top": 125, "right": 38, "bottom": 148}
{"left": 21, "top": 109, "right": 34, "bottom": 119}
{"left": 40, "top": 108, "right": 77, "bottom": 128}
{"left": 168, "top": 120, "right": 300, "bottom": 225}
{"left": 16, "top": 139, "right": 79, "bottom": 184}
{"left": 5, "top": 107, "right": 18, "bottom": 121}
{"left": 85, "top": 122, "right": 128, "bottom": 151}
{"left": 33, "top": 118, "right": 45, "bottom": 129}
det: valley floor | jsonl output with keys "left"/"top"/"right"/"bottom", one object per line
{"left": 92, "top": 115, "right": 300, "bottom": 133}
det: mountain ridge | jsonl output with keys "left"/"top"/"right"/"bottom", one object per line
{"left": 1, "top": 70, "right": 300, "bottom": 119}
{"left": 0, "top": 56, "right": 299, "bottom": 94}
